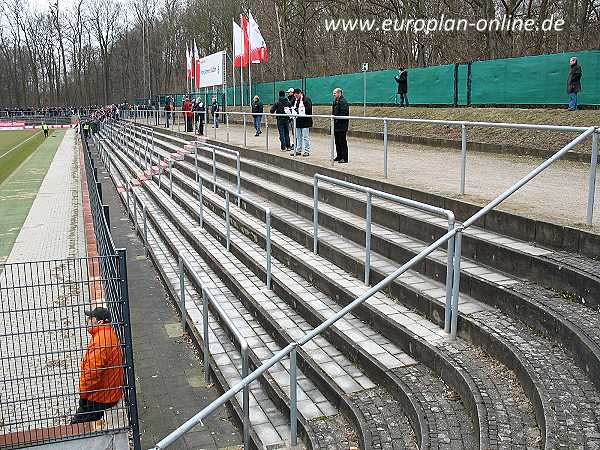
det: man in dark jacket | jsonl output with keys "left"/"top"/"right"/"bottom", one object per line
{"left": 252, "top": 96, "right": 264, "bottom": 136}
{"left": 394, "top": 68, "right": 409, "bottom": 107}
{"left": 332, "top": 88, "right": 350, "bottom": 163}
{"left": 567, "top": 57, "right": 582, "bottom": 111}
{"left": 270, "top": 90, "right": 291, "bottom": 151}
{"left": 291, "top": 88, "right": 313, "bottom": 157}
{"left": 211, "top": 97, "right": 219, "bottom": 128}
{"left": 193, "top": 99, "right": 205, "bottom": 135}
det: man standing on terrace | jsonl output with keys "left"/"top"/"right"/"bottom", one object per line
{"left": 567, "top": 57, "right": 582, "bottom": 111}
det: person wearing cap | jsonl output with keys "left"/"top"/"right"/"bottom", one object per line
{"left": 71, "top": 307, "right": 124, "bottom": 424}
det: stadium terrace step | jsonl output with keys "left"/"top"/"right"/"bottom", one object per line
{"left": 102, "top": 136, "right": 430, "bottom": 449}
{"left": 104, "top": 124, "right": 551, "bottom": 449}
{"left": 126, "top": 124, "right": 600, "bottom": 391}
{"left": 105, "top": 121, "right": 600, "bottom": 449}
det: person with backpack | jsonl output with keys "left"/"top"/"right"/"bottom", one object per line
{"left": 270, "top": 90, "right": 291, "bottom": 151}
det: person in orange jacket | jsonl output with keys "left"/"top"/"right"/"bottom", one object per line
{"left": 71, "top": 307, "right": 124, "bottom": 424}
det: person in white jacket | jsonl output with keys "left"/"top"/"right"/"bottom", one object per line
{"left": 290, "top": 88, "right": 313, "bottom": 157}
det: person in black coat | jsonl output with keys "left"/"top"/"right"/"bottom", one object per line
{"left": 270, "top": 90, "right": 291, "bottom": 151}
{"left": 332, "top": 88, "right": 350, "bottom": 163}
{"left": 251, "top": 96, "right": 264, "bottom": 136}
{"left": 193, "top": 99, "right": 205, "bottom": 135}
{"left": 567, "top": 57, "right": 582, "bottom": 111}
{"left": 394, "top": 68, "right": 409, "bottom": 107}
{"left": 291, "top": 88, "right": 313, "bottom": 156}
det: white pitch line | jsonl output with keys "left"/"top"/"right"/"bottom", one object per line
{"left": 0, "top": 130, "right": 43, "bottom": 160}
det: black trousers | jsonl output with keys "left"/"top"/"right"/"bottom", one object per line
{"left": 71, "top": 398, "right": 118, "bottom": 423}
{"left": 399, "top": 92, "right": 409, "bottom": 106}
{"left": 334, "top": 131, "right": 348, "bottom": 161}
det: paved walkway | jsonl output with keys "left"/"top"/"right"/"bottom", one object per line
{"left": 0, "top": 130, "right": 66, "bottom": 261}
{"left": 157, "top": 119, "right": 600, "bottom": 231}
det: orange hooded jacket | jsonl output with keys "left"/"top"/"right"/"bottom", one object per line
{"left": 79, "top": 325, "right": 125, "bottom": 404}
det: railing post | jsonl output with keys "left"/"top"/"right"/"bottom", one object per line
{"left": 212, "top": 149, "right": 217, "bottom": 192}
{"left": 143, "top": 207, "right": 148, "bottom": 256}
{"left": 289, "top": 345, "right": 298, "bottom": 447}
{"left": 383, "top": 119, "right": 389, "bottom": 178}
{"left": 265, "top": 114, "right": 269, "bottom": 152}
{"left": 243, "top": 114, "right": 247, "bottom": 147}
{"left": 103, "top": 204, "right": 110, "bottom": 229}
{"left": 198, "top": 179, "right": 204, "bottom": 228}
{"left": 313, "top": 177, "right": 319, "bottom": 254}
{"left": 226, "top": 113, "right": 230, "bottom": 143}
{"left": 450, "top": 229, "right": 463, "bottom": 339}
{"left": 214, "top": 113, "right": 217, "bottom": 139}
{"left": 330, "top": 117, "right": 334, "bottom": 167}
{"left": 169, "top": 161, "right": 173, "bottom": 199}
{"left": 225, "top": 191, "right": 231, "bottom": 251}
{"left": 444, "top": 218, "right": 456, "bottom": 334}
{"left": 266, "top": 210, "right": 272, "bottom": 289}
{"left": 133, "top": 192, "right": 138, "bottom": 226}
{"left": 158, "top": 158, "right": 162, "bottom": 190}
{"left": 236, "top": 155, "right": 241, "bottom": 206}
{"left": 194, "top": 145, "right": 199, "bottom": 183}
{"left": 179, "top": 255, "right": 186, "bottom": 329}
{"left": 242, "top": 342, "right": 250, "bottom": 450}
{"left": 586, "top": 129, "right": 598, "bottom": 225}
{"left": 459, "top": 124, "right": 467, "bottom": 195}
{"left": 365, "top": 191, "right": 372, "bottom": 285}
{"left": 202, "top": 287, "right": 210, "bottom": 384}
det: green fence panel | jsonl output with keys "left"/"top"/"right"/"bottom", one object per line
{"left": 405, "top": 64, "right": 455, "bottom": 105}
{"left": 471, "top": 50, "right": 600, "bottom": 105}
{"left": 457, "top": 64, "right": 469, "bottom": 105}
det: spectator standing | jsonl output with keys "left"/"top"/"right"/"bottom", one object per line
{"left": 567, "top": 57, "right": 582, "bottom": 111}
{"left": 270, "top": 90, "right": 291, "bottom": 151}
{"left": 42, "top": 122, "right": 49, "bottom": 138}
{"left": 286, "top": 88, "right": 296, "bottom": 148}
{"left": 394, "top": 68, "right": 409, "bottom": 107}
{"left": 332, "top": 88, "right": 349, "bottom": 163}
{"left": 165, "top": 97, "right": 174, "bottom": 128}
{"left": 71, "top": 307, "right": 124, "bottom": 424}
{"left": 194, "top": 99, "right": 205, "bottom": 135}
{"left": 211, "top": 97, "right": 220, "bottom": 128}
{"left": 252, "top": 96, "right": 264, "bottom": 136}
{"left": 291, "top": 88, "right": 313, "bottom": 157}
{"left": 183, "top": 96, "right": 193, "bottom": 132}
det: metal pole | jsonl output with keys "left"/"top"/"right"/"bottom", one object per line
{"left": 586, "top": 130, "right": 598, "bottom": 225}
{"left": 363, "top": 70, "right": 367, "bottom": 116}
{"left": 330, "top": 117, "right": 334, "bottom": 166}
{"left": 289, "top": 345, "right": 298, "bottom": 447}
{"left": 444, "top": 217, "right": 455, "bottom": 334}
{"left": 266, "top": 210, "right": 272, "bottom": 289}
{"left": 225, "top": 191, "right": 231, "bottom": 251}
{"left": 243, "top": 114, "right": 247, "bottom": 147}
{"left": 179, "top": 255, "right": 186, "bottom": 329}
{"left": 202, "top": 287, "right": 210, "bottom": 384}
{"left": 143, "top": 207, "right": 148, "bottom": 256}
{"left": 236, "top": 155, "right": 241, "bottom": 206}
{"left": 226, "top": 113, "right": 230, "bottom": 143}
{"left": 193, "top": 144, "right": 199, "bottom": 182}
{"left": 242, "top": 344, "right": 250, "bottom": 450}
{"left": 169, "top": 161, "right": 173, "bottom": 198}
{"left": 212, "top": 149, "right": 217, "bottom": 191}
{"left": 265, "top": 115, "right": 269, "bottom": 152}
{"left": 365, "top": 191, "right": 372, "bottom": 286}
{"left": 383, "top": 120, "right": 389, "bottom": 178}
{"left": 450, "top": 230, "right": 463, "bottom": 339}
{"left": 198, "top": 180, "right": 204, "bottom": 228}
{"left": 313, "top": 178, "right": 319, "bottom": 254}
{"left": 459, "top": 124, "right": 467, "bottom": 195}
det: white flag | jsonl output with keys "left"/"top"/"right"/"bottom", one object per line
{"left": 248, "top": 12, "right": 267, "bottom": 63}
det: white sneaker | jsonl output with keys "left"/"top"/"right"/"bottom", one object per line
{"left": 290, "top": 150, "right": 299, "bottom": 156}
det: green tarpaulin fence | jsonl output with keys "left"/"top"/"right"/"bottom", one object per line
{"left": 151, "top": 50, "right": 599, "bottom": 107}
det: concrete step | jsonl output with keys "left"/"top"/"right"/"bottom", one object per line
{"left": 107, "top": 123, "right": 600, "bottom": 449}
{"left": 129, "top": 124, "right": 600, "bottom": 395}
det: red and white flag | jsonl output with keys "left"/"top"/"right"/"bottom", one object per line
{"left": 186, "top": 43, "right": 192, "bottom": 79}
{"left": 248, "top": 12, "right": 267, "bottom": 63}
{"left": 233, "top": 20, "right": 245, "bottom": 68}
{"left": 193, "top": 39, "right": 201, "bottom": 90}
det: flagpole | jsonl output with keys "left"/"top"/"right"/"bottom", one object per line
{"left": 232, "top": 29, "right": 236, "bottom": 107}
{"left": 240, "top": 14, "right": 244, "bottom": 110}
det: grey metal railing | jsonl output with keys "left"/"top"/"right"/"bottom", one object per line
{"left": 313, "top": 173, "right": 456, "bottom": 334}
{"left": 149, "top": 124, "right": 596, "bottom": 450}
{"left": 151, "top": 109, "right": 599, "bottom": 226}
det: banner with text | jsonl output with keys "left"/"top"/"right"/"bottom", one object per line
{"left": 199, "top": 51, "right": 225, "bottom": 88}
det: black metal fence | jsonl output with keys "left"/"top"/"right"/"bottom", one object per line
{"left": 0, "top": 133, "right": 140, "bottom": 449}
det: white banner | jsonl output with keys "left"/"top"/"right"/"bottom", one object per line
{"left": 199, "top": 50, "right": 225, "bottom": 88}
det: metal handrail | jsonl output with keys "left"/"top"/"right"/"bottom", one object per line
{"left": 193, "top": 141, "right": 241, "bottom": 201}
{"left": 150, "top": 125, "right": 596, "bottom": 450}
{"left": 313, "top": 173, "right": 456, "bottom": 333}
{"left": 134, "top": 109, "right": 599, "bottom": 225}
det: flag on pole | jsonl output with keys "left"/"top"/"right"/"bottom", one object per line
{"left": 193, "top": 39, "right": 201, "bottom": 90}
{"left": 248, "top": 12, "right": 267, "bottom": 63}
{"left": 241, "top": 15, "right": 250, "bottom": 67}
{"left": 186, "top": 43, "right": 192, "bottom": 79}
{"left": 233, "top": 20, "right": 245, "bottom": 68}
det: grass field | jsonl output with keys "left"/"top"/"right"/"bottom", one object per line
{"left": 0, "top": 130, "right": 45, "bottom": 185}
